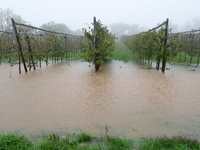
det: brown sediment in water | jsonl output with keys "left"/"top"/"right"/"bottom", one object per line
{"left": 0, "top": 61, "right": 200, "bottom": 139}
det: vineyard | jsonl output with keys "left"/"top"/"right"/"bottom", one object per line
{"left": 172, "top": 30, "right": 200, "bottom": 65}
{"left": 121, "top": 18, "right": 200, "bottom": 72}
{"left": 1, "top": 15, "right": 200, "bottom": 149}
{"left": 0, "top": 19, "right": 85, "bottom": 73}
{"left": 1, "top": 18, "right": 200, "bottom": 74}
{"left": 0, "top": 17, "right": 116, "bottom": 73}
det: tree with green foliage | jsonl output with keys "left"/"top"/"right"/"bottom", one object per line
{"left": 40, "top": 21, "right": 73, "bottom": 34}
{"left": 0, "top": 8, "right": 28, "bottom": 31}
{"left": 82, "top": 19, "right": 116, "bottom": 72}
{"left": 121, "top": 27, "right": 181, "bottom": 72}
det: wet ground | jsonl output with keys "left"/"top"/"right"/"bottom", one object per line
{"left": 0, "top": 60, "right": 200, "bottom": 139}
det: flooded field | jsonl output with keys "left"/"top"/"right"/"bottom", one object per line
{"left": 0, "top": 60, "right": 200, "bottom": 139}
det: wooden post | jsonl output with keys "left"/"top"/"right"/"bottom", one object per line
{"left": 11, "top": 18, "right": 28, "bottom": 73}
{"left": 0, "top": 52, "right": 2, "bottom": 65}
{"left": 161, "top": 18, "right": 169, "bottom": 73}
{"left": 0, "top": 38, "right": 2, "bottom": 65}
{"left": 18, "top": 49, "right": 21, "bottom": 74}
{"left": 93, "top": 17, "right": 97, "bottom": 44}
{"left": 93, "top": 17, "right": 100, "bottom": 72}
{"left": 197, "top": 36, "right": 200, "bottom": 66}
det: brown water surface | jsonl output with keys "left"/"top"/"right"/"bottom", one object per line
{"left": 0, "top": 61, "right": 200, "bottom": 139}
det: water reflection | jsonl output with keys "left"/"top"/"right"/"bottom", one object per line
{"left": 0, "top": 61, "right": 200, "bottom": 139}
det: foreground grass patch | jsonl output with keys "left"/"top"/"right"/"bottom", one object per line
{"left": 0, "top": 133, "right": 134, "bottom": 150}
{"left": 139, "top": 136, "right": 200, "bottom": 150}
{"left": 107, "top": 136, "right": 133, "bottom": 149}
{"left": 0, "top": 134, "right": 32, "bottom": 150}
{"left": 0, "top": 133, "right": 200, "bottom": 150}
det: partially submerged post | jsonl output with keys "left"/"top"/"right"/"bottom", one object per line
{"left": 11, "top": 18, "right": 28, "bottom": 73}
{"left": 93, "top": 17, "right": 100, "bottom": 72}
{"left": 161, "top": 18, "right": 169, "bottom": 73}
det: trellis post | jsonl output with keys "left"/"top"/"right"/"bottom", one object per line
{"left": 93, "top": 17, "right": 100, "bottom": 72}
{"left": 11, "top": 18, "right": 28, "bottom": 73}
{"left": 161, "top": 18, "right": 169, "bottom": 73}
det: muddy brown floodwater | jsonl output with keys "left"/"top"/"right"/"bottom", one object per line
{"left": 0, "top": 60, "right": 200, "bottom": 139}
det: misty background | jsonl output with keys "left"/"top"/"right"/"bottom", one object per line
{"left": 1, "top": 0, "right": 200, "bottom": 37}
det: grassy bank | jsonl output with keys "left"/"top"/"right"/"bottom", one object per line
{"left": 0, "top": 133, "right": 200, "bottom": 150}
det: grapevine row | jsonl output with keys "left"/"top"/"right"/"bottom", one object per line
{"left": 0, "top": 19, "right": 85, "bottom": 73}
{"left": 121, "top": 19, "right": 200, "bottom": 71}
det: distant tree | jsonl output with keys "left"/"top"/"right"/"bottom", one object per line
{"left": 109, "top": 22, "right": 142, "bottom": 37}
{"left": 40, "top": 21, "right": 72, "bottom": 34}
{"left": 0, "top": 8, "right": 27, "bottom": 31}
{"left": 73, "top": 29, "right": 83, "bottom": 35}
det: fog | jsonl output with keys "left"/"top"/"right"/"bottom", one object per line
{"left": 1, "top": 0, "right": 200, "bottom": 35}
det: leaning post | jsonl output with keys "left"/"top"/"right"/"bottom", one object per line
{"left": 11, "top": 18, "right": 28, "bottom": 73}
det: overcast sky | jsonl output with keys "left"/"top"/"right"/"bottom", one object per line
{"left": 1, "top": 0, "right": 200, "bottom": 32}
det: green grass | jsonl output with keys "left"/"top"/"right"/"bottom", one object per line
{"left": 106, "top": 41, "right": 138, "bottom": 62}
{"left": 66, "top": 50, "right": 83, "bottom": 61}
{"left": 106, "top": 136, "right": 134, "bottom": 149}
{"left": 171, "top": 52, "right": 200, "bottom": 66}
{"left": 139, "top": 136, "right": 200, "bottom": 150}
{"left": 0, "top": 133, "right": 200, "bottom": 150}
{"left": 0, "top": 134, "right": 32, "bottom": 150}
{"left": 77, "top": 132, "right": 92, "bottom": 143}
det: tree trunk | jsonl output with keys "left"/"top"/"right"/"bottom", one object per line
{"left": 162, "top": 57, "right": 166, "bottom": 73}
{"left": 18, "top": 52, "right": 21, "bottom": 74}
{"left": 197, "top": 50, "right": 200, "bottom": 66}
{"left": 190, "top": 55, "right": 193, "bottom": 64}
{"left": 94, "top": 53, "right": 101, "bottom": 72}
{"left": 95, "top": 64, "right": 101, "bottom": 72}
{"left": 184, "top": 52, "right": 187, "bottom": 62}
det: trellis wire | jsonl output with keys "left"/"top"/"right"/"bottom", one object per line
{"left": 0, "top": 18, "right": 84, "bottom": 74}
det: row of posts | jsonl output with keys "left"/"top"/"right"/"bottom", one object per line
{"left": 12, "top": 17, "right": 169, "bottom": 73}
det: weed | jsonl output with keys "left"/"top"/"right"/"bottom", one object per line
{"left": 107, "top": 136, "right": 134, "bottom": 150}
{"left": 139, "top": 136, "right": 200, "bottom": 150}
{"left": 0, "top": 133, "right": 200, "bottom": 150}
{"left": 38, "top": 133, "right": 71, "bottom": 150}
{"left": 77, "top": 132, "right": 92, "bottom": 143}
{"left": 0, "top": 134, "right": 32, "bottom": 150}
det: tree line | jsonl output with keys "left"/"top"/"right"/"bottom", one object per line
{"left": 0, "top": 8, "right": 82, "bottom": 35}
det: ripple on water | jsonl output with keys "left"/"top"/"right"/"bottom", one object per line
{"left": 0, "top": 60, "right": 200, "bottom": 139}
